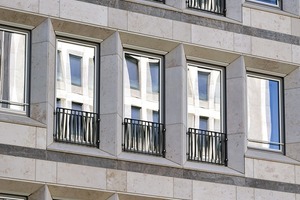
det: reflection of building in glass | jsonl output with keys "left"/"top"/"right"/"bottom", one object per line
{"left": 247, "top": 75, "right": 281, "bottom": 150}
{"left": 56, "top": 40, "right": 95, "bottom": 112}
{"left": 0, "top": 30, "right": 27, "bottom": 112}
{"left": 187, "top": 64, "right": 222, "bottom": 132}
{"left": 123, "top": 52, "right": 161, "bottom": 122}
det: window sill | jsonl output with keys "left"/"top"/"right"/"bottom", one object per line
{"left": 0, "top": 112, "right": 46, "bottom": 128}
{"left": 245, "top": 148, "right": 300, "bottom": 165}
{"left": 184, "top": 160, "right": 243, "bottom": 176}
{"left": 118, "top": 151, "right": 181, "bottom": 168}
{"left": 47, "top": 142, "right": 114, "bottom": 159}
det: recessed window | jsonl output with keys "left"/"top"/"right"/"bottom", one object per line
{"left": 198, "top": 71, "right": 209, "bottom": 101}
{"left": 0, "top": 29, "right": 28, "bottom": 113}
{"left": 55, "top": 39, "right": 99, "bottom": 147}
{"left": 199, "top": 116, "right": 208, "bottom": 130}
{"left": 123, "top": 51, "right": 165, "bottom": 157}
{"left": 247, "top": 74, "right": 283, "bottom": 151}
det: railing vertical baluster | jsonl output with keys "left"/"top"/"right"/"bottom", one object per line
{"left": 187, "top": 0, "right": 225, "bottom": 15}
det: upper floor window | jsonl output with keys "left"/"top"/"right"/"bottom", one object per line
{"left": 123, "top": 50, "right": 165, "bottom": 157}
{"left": 247, "top": 74, "right": 283, "bottom": 151}
{"left": 187, "top": 63, "right": 227, "bottom": 165}
{"left": 186, "top": 0, "right": 226, "bottom": 15}
{"left": 248, "top": 0, "right": 281, "bottom": 7}
{"left": 54, "top": 38, "right": 99, "bottom": 147}
{"left": 0, "top": 194, "right": 26, "bottom": 200}
{"left": 0, "top": 28, "right": 28, "bottom": 113}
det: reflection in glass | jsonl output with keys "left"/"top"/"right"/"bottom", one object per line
{"left": 188, "top": 65, "right": 222, "bottom": 132}
{"left": 254, "top": 0, "right": 278, "bottom": 6}
{"left": 247, "top": 76, "right": 281, "bottom": 150}
{"left": 124, "top": 52, "right": 161, "bottom": 122}
{"left": 131, "top": 106, "right": 141, "bottom": 120}
{"left": 56, "top": 40, "right": 95, "bottom": 112}
{"left": 0, "top": 31, "right": 27, "bottom": 112}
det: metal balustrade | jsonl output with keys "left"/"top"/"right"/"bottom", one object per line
{"left": 54, "top": 107, "right": 99, "bottom": 147}
{"left": 187, "top": 128, "right": 227, "bottom": 165}
{"left": 122, "top": 118, "right": 166, "bottom": 157}
{"left": 186, "top": 0, "right": 226, "bottom": 15}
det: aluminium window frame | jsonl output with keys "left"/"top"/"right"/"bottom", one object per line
{"left": 0, "top": 26, "right": 30, "bottom": 116}
{"left": 246, "top": 72, "right": 285, "bottom": 153}
{"left": 55, "top": 37, "right": 100, "bottom": 114}
{"left": 187, "top": 61, "right": 226, "bottom": 133}
{"left": 123, "top": 49, "right": 165, "bottom": 124}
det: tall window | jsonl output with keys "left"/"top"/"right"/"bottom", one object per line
{"left": 247, "top": 74, "right": 283, "bottom": 151}
{"left": 55, "top": 39, "right": 99, "bottom": 147}
{"left": 0, "top": 28, "right": 28, "bottom": 113}
{"left": 123, "top": 51, "right": 165, "bottom": 157}
{"left": 187, "top": 64, "right": 223, "bottom": 132}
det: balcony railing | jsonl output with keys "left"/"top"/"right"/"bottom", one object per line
{"left": 122, "top": 118, "right": 166, "bottom": 157}
{"left": 54, "top": 107, "right": 99, "bottom": 147}
{"left": 186, "top": 0, "right": 226, "bottom": 15}
{"left": 187, "top": 128, "right": 227, "bottom": 165}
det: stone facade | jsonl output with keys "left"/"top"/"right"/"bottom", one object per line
{"left": 0, "top": 0, "right": 299, "bottom": 199}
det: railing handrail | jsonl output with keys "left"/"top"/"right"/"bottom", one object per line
{"left": 56, "top": 107, "right": 99, "bottom": 116}
{"left": 188, "top": 127, "right": 226, "bottom": 135}
{"left": 124, "top": 118, "right": 164, "bottom": 126}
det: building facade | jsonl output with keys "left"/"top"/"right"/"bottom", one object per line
{"left": 0, "top": 0, "right": 300, "bottom": 199}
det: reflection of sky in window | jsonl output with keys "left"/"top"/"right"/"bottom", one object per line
{"left": 126, "top": 56, "right": 139, "bottom": 89}
{"left": 149, "top": 62, "right": 159, "bottom": 93}
{"left": 269, "top": 80, "right": 280, "bottom": 150}
{"left": 198, "top": 72, "right": 209, "bottom": 100}
{"left": 199, "top": 117, "right": 208, "bottom": 130}
{"left": 57, "top": 50, "right": 63, "bottom": 80}
{"left": 131, "top": 106, "right": 140, "bottom": 120}
{"left": 70, "top": 54, "right": 82, "bottom": 86}
{"left": 256, "top": 0, "right": 277, "bottom": 5}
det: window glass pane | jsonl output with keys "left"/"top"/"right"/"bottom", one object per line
{"left": 72, "top": 102, "right": 82, "bottom": 111}
{"left": 188, "top": 65, "right": 222, "bottom": 132}
{"left": 70, "top": 54, "right": 82, "bottom": 86}
{"left": 131, "top": 106, "right": 140, "bottom": 120}
{"left": 153, "top": 110, "right": 159, "bottom": 123}
{"left": 247, "top": 76, "right": 281, "bottom": 150}
{"left": 148, "top": 62, "right": 159, "bottom": 93}
{"left": 57, "top": 50, "right": 63, "bottom": 80}
{"left": 0, "top": 31, "right": 27, "bottom": 112}
{"left": 56, "top": 40, "right": 95, "bottom": 112}
{"left": 125, "top": 55, "right": 139, "bottom": 89}
{"left": 199, "top": 117, "right": 208, "bottom": 130}
{"left": 198, "top": 71, "right": 209, "bottom": 100}
{"left": 124, "top": 52, "right": 161, "bottom": 122}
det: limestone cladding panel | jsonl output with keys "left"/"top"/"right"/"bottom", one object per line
{"left": 127, "top": 172, "right": 173, "bottom": 198}
{"left": 0, "top": 0, "right": 39, "bottom": 13}
{"left": 60, "top": 0, "right": 108, "bottom": 26}
{"left": 292, "top": 45, "right": 300, "bottom": 64}
{"left": 35, "top": 160, "right": 57, "bottom": 183}
{"left": 57, "top": 163, "right": 106, "bottom": 189}
{"left": 0, "top": 122, "right": 37, "bottom": 148}
{"left": 172, "top": 21, "right": 191, "bottom": 43}
{"left": 250, "top": 9, "right": 292, "bottom": 35}
{"left": 0, "top": 154, "right": 35, "bottom": 181}
{"left": 173, "top": 178, "right": 192, "bottom": 199}
{"left": 245, "top": 158, "right": 254, "bottom": 178}
{"left": 296, "top": 166, "right": 300, "bottom": 184}
{"left": 128, "top": 12, "right": 172, "bottom": 39}
{"left": 108, "top": 7, "right": 128, "bottom": 31}
{"left": 243, "top": 7, "right": 251, "bottom": 26}
{"left": 193, "top": 180, "right": 236, "bottom": 200}
{"left": 233, "top": 33, "right": 252, "bottom": 54}
{"left": 255, "top": 189, "right": 296, "bottom": 200}
{"left": 39, "top": 0, "right": 59, "bottom": 17}
{"left": 237, "top": 187, "right": 255, "bottom": 200}
{"left": 107, "top": 169, "right": 127, "bottom": 192}
{"left": 292, "top": 18, "right": 300, "bottom": 37}
{"left": 252, "top": 37, "right": 292, "bottom": 62}
{"left": 253, "top": 159, "right": 296, "bottom": 184}
{"left": 191, "top": 25, "right": 234, "bottom": 51}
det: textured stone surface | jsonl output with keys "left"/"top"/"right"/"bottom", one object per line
{"left": 255, "top": 189, "right": 296, "bottom": 200}
{"left": 237, "top": 187, "right": 254, "bottom": 200}
{"left": 107, "top": 169, "right": 127, "bottom": 192}
{"left": 35, "top": 159, "right": 56, "bottom": 183}
{"left": 174, "top": 178, "right": 192, "bottom": 199}
{"left": 193, "top": 181, "right": 236, "bottom": 200}
{"left": 39, "top": 0, "right": 59, "bottom": 17}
